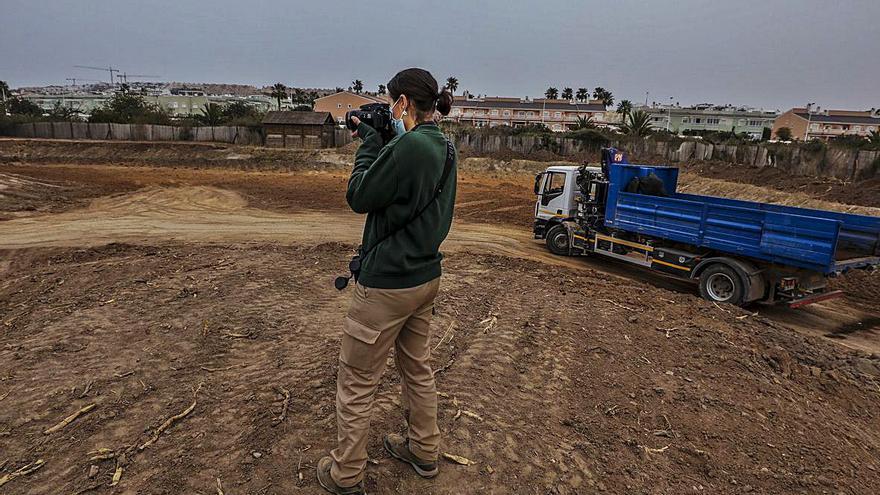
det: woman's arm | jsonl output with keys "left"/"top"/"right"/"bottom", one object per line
{"left": 346, "top": 121, "right": 399, "bottom": 214}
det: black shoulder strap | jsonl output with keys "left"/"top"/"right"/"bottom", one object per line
{"left": 359, "top": 139, "right": 454, "bottom": 258}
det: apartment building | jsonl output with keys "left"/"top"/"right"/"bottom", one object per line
{"left": 446, "top": 96, "right": 609, "bottom": 131}
{"left": 772, "top": 108, "right": 880, "bottom": 140}
{"left": 313, "top": 91, "right": 389, "bottom": 124}
{"left": 24, "top": 93, "right": 275, "bottom": 117}
{"left": 638, "top": 104, "right": 777, "bottom": 139}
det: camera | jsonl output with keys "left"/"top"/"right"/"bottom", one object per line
{"left": 345, "top": 103, "right": 395, "bottom": 144}
{"left": 334, "top": 252, "right": 362, "bottom": 290}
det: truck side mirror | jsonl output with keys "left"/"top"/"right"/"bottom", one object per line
{"left": 534, "top": 173, "right": 544, "bottom": 195}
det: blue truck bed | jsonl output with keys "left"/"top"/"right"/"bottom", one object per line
{"left": 602, "top": 163, "right": 880, "bottom": 274}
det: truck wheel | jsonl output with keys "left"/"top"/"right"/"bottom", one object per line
{"left": 698, "top": 264, "right": 746, "bottom": 306}
{"left": 545, "top": 224, "right": 570, "bottom": 256}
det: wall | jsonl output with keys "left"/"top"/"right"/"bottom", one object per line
{"left": 7, "top": 122, "right": 264, "bottom": 146}
{"left": 452, "top": 134, "right": 880, "bottom": 181}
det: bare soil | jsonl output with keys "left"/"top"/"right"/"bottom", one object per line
{"left": 1, "top": 139, "right": 880, "bottom": 494}
{"left": 680, "top": 159, "right": 880, "bottom": 209}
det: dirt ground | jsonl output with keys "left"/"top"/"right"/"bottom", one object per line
{"left": 1, "top": 139, "right": 880, "bottom": 494}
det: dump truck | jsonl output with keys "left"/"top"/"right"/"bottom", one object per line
{"left": 533, "top": 148, "right": 880, "bottom": 307}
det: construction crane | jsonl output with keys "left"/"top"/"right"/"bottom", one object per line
{"left": 73, "top": 65, "right": 120, "bottom": 85}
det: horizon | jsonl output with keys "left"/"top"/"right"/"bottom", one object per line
{"left": 2, "top": 0, "right": 878, "bottom": 113}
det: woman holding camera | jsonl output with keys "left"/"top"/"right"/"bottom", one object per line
{"left": 317, "top": 68, "right": 456, "bottom": 494}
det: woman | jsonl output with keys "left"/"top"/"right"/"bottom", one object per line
{"left": 317, "top": 68, "right": 456, "bottom": 494}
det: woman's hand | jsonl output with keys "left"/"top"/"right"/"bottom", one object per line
{"left": 350, "top": 116, "right": 361, "bottom": 139}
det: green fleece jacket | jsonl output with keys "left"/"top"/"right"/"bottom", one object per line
{"left": 347, "top": 121, "right": 457, "bottom": 289}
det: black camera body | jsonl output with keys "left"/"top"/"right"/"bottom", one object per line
{"left": 345, "top": 103, "right": 395, "bottom": 144}
{"left": 334, "top": 251, "right": 362, "bottom": 290}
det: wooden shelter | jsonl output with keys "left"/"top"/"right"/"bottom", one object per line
{"left": 262, "top": 111, "right": 338, "bottom": 148}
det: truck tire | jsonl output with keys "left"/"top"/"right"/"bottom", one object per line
{"left": 545, "top": 224, "right": 570, "bottom": 256}
{"left": 698, "top": 263, "right": 747, "bottom": 306}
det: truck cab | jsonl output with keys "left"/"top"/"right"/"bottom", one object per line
{"left": 533, "top": 165, "right": 600, "bottom": 238}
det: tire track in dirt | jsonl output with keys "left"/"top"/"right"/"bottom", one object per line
{"left": 0, "top": 185, "right": 876, "bottom": 355}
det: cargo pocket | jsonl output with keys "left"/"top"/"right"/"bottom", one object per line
{"left": 340, "top": 316, "right": 384, "bottom": 372}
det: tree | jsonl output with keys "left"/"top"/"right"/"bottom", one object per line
{"left": 870, "top": 130, "right": 880, "bottom": 145}
{"left": 88, "top": 91, "right": 170, "bottom": 124}
{"left": 222, "top": 101, "right": 261, "bottom": 123}
{"left": 6, "top": 97, "right": 43, "bottom": 117}
{"left": 576, "top": 87, "right": 589, "bottom": 102}
{"left": 621, "top": 110, "right": 652, "bottom": 137}
{"left": 196, "top": 103, "right": 225, "bottom": 125}
{"left": 593, "top": 87, "right": 614, "bottom": 107}
{"left": 561, "top": 87, "right": 573, "bottom": 100}
{"left": 0, "top": 80, "right": 9, "bottom": 101}
{"left": 48, "top": 101, "right": 80, "bottom": 121}
{"left": 351, "top": 80, "right": 363, "bottom": 94}
{"left": 616, "top": 99, "right": 633, "bottom": 122}
{"left": 775, "top": 126, "right": 793, "bottom": 141}
{"left": 335, "top": 87, "right": 344, "bottom": 93}
{"left": 445, "top": 77, "right": 459, "bottom": 93}
{"left": 270, "top": 83, "right": 288, "bottom": 110}
{"left": 545, "top": 87, "right": 559, "bottom": 99}
{"left": 572, "top": 115, "right": 596, "bottom": 130}
{"left": 377, "top": 84, "right": 386, "bottom": 94}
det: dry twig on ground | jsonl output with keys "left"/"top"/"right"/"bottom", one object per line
{"left": 0, "top": 459, "right": 45, "bottom": 487}
{"left": 274, "top": 386, "right": 291, "bottom": 423}
{"left": 44, "top": 403, "right": 96, "bottom": 434}
{"left": 139, "top": 383, "right": 202, "bottom": 450}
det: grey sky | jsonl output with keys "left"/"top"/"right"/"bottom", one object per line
{"left": 2, "top": 0, "right": 877, "bottom": 111}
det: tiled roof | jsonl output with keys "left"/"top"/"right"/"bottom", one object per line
{"left": 794, "top": 112, "right": 880, "bottom": 125}
{"left": 314, "top": 91, "right": 388, "bottom": 103}
{"left": 262, "top": 111, "right": 334, "bottom": 125}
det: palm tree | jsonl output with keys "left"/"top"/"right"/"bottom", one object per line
{"left": 270, "top": 83, "right": 287, "bottom": 110}
{"left": 352, "top": 80, "right": 364, "bottom": 94}
{"left": 616, "top": 99, "right": 633, "bottom": 122}
{"left": 445, "top": 77, "right": 459, "bottom": 93}
{"left": 593, "top": 87, "right": 614, "bottom": 108}
{"left": 198, "top": 103, "right": 225, "bottom": 125}
{"left": 561, "top": 87, "right": 573, "bottom": 100}
{"left": 572, "top": 115, "right": 596, "bottom": 130}
{"left": 622, "top": 110, "right": 652, "bottom": 137}
{"left": 545, "top": 87, "right": 559, "bottom": 99}
{"left": 377, "top": 84, "right": 386, "bottom": 94}
{"left": 576, "top": 88, "right": 589, "bottom": 102}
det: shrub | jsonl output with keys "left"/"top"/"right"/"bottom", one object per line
{"left": 775, "top": 126, "right": 793, "bottom": 141}
{"left": 564, "top": 128, "right": 610, "bottom": 150}
{"left": 802, "top": 138, "right": 826, "bottom": 153}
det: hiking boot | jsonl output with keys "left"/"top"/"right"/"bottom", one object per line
{"left": 316, "top": 456, "right": 366, "bottom": 495}
{"left": 383, "top": 433, "right": 439, "bottom": 478}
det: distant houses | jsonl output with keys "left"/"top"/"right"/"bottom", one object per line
{"left": 313, "top": 91, "right": 388, "bottom": 125}
{"left": 445, "top": 96, "right": 609, "bottom": 131}
{"left": 635, "top": 104, "right": 777, "bottom": 139}
{"left": 773, "top": 108, "right": 880, "bottom": 140}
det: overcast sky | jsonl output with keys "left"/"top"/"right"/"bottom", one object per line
{"left": 2, "top": 0, "right": 877, "bottom": 111}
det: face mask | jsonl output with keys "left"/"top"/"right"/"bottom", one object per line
{"left": 390, "top": 96, "right": 407, "bottom": 136}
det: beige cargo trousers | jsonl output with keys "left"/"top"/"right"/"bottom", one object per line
{"left": 330, "top": 277, "right": 442, "bottom": 487}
